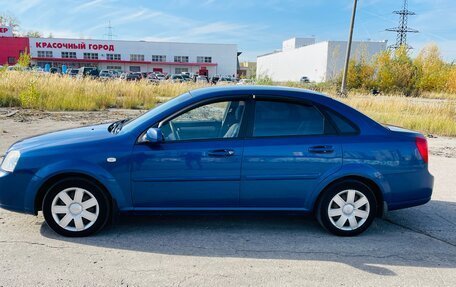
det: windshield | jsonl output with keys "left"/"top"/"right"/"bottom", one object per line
{"left": 119, "top": 92, "right": 192, "bottom": 134}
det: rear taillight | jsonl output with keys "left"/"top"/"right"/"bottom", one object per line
{"left": 415, "top": 137, "right": 428, "bottom": 163}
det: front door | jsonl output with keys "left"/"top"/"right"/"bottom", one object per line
{"left": 240, "top": 99, "right": 343, "bottom": 208}
{"left": 131, "top": 99, "right": 247, "bottom": 208}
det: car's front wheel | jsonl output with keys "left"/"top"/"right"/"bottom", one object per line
{"left": 42, "top": 178, "right": 110, "bottom": 237}
{"left": 317, "top": 180, "right": 377, "bottom": 236}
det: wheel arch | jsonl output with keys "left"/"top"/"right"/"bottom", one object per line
{"left": 34, "top": 172, "right": 114, "bottom": 215}
{"left": 313, "top": 175, "right": 384, "bottom": 217}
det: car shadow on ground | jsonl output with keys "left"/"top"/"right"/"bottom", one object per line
{"left": 40, "top": 200, "right": 456, "bottom": 276}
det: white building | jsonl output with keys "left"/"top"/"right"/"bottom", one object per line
{"left": 0, "top": 34, "right": 238, "bottom": 76}
{"left": 257, "top": 38, "right": 387, "bottom": 82}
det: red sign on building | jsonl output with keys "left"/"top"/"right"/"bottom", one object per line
{"left": 0, "top": 26, "right": 13, "bottom": 37}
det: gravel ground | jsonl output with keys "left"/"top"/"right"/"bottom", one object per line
{"left": 0, "top": 108, "right": 455, "bottom": 287}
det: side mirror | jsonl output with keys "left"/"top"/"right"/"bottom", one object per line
{"left": 145, "top": 128, "right": 164, "bottom": 144}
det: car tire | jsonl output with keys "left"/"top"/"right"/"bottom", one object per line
{"left": 42, "top": 178, "right": 110, "bottom": 237}
{"left": 316, "top": 180, "right": 377, "bottom": 236}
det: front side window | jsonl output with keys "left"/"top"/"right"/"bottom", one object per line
{"left": 253, "top": 100, "right": 327, "bottom": 137}
{"left": 160, "top": 100, "right": 246, "bottom": 141}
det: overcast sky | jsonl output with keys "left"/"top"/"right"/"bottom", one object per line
{"left": 1, "top": 0, "right": 455, "bottom": 61}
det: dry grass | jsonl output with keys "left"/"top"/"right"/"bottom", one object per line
{"left": 0, "top": 71, "right": 207, "bottom": 110}
{"left": 1, "top": 71, "right": 455, "bottom": 136}
{"left": 339, "top": 96, "right": 456, "bottom": 137}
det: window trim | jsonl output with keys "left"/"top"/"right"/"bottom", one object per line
{"left": 135, "top": 94, "right": 361, "bottom": 144}
{"left": 136, "top": 95, "right": 252, "bottom": 144}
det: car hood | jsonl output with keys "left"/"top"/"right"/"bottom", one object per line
{"left": 8, "top": 123, "right": 114, "bottom": 152}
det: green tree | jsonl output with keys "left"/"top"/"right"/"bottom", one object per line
{"left": 17, "top": 48, "right": 31, "bottom": 68}
{"left": 0, "top": 13, "right": 20, "bottom": 34}
{"left": 346, "top": 58, "right": 375, "bottom": 90}
{"left": 447, "top": 65, "right": 456, "bottom": 93}
{"left": 414, "top": 44, "right": 449, "bottom": 92}
{"left": 24, "top": 31, "right": 43, "bottom": 38}
{"left": 373, "top": 46, "right": 418, "bottom": 96}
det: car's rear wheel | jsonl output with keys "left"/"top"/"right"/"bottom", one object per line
{"left": 316, "top": 180, "right": 377, "bottom": 236}
{"left": 42, "top": 178, "right": 110, "bottom": 237}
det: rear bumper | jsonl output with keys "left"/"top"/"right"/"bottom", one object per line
{"left": 385, "top": 170, "right": 434, "bottom": 211}
{"left": 387, "top": 196, "right": 432, "bottom": 211}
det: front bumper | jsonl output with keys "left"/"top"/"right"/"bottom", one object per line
{"left": 0, "top": 170, "right": 35, "bottom": 214}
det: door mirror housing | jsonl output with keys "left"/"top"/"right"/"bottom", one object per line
{"left": 144, "top": 128, "right": 164, "bottom": 144}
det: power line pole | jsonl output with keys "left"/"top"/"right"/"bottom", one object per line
{"left": 104, "top": 21, "right": 117, "bottom": 40}
{"left": 340, "top": 0, "right": 358, "bottom": 96}
{"left": 386, "top": 0, "right": 418, "bottom": 50}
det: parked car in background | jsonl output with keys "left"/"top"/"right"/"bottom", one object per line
{"left": 217, "top": 76, "right": 234, "bottom": 84}
{"left": 49, "top": 67, "right": 61, "bottom": 74}
{"left": 67, "top": 69, "right": 79, "bottom": 77}
{"left": 300, "top": 76, "right": 310, "bottom": 83}
{"left": 168, "top": 74, "right": 184, "bottom": 83}
{"left": 78, "top": 67, "right": 98, "bottom": 78}
{"left": 0, "top": 86, "right": 433, "bottom": 237}
{"left": 196, "top": 75, "right": 209, "bottom": 83}
{"left": 210, "top": 74, "right": 221, "bottom": 84}
{"left": 120, "top": 72, "right": 142, "bottom": 81}
{"left": 98, "top": 70, "right": 113, "bottom": 80}
{"left": 110, "top": 70, "right": 122, "bottom": 78}
{"left": 181, "top": 73, "right": 192, "bottom": 82}
{"left": 32, "top": 66, "right": 45, "bottom": 73}
{"left": 155, "top": 73, "right": 166, "bottom": 81}
{"left": 237, "top": 79, "right": 255, "bottom": 85}
{"left": 147, "top": 74, "right": 160, "bottom": 84}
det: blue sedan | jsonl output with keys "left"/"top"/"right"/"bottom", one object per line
{"left": 0, "top": 86, "right": 433, "bottom": 237}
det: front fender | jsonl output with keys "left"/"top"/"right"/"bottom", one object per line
{"left": 24, "top": 160, "right": 130, "bottom": 213}
{"left": 305, "top": 163, "right": 392, "bottom": 211}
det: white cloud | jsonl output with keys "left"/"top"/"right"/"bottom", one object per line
{"left": 73, "top": 0, "right": 107, "bottom": 12}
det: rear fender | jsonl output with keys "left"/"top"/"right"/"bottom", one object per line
{"left": 305, "top": 163, "right": 391, "bottom": 211}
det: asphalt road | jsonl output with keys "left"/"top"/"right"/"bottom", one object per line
{"left": 0, "top": 114, "right": 455, "bottom": 286}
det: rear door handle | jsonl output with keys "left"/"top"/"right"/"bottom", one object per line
{"left": 308, "top": 145, "right": 334, "bottom": 154}
{"left": 208, "top": 149, "right": 235, "bottom": 157}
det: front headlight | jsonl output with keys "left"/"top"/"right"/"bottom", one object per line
{"left": 1, "top": 150, "right": 21, "bottom": 172}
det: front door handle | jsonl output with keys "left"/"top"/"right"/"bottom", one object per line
{"left": 208, "top": 149, "right": 235, "bottom": 157}
{"left": 308, "top": 145, "right": 334, "bottom": 154}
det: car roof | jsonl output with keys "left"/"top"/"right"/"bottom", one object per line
{"left": 189, "top": 85, "right": 326, "bottom": 100}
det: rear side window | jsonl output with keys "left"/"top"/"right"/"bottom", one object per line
{"left": 253, "top": 101, "right": 330, "bottom": 137}
{"left": 324, "top": 109, "right": 359, "bottom": 134}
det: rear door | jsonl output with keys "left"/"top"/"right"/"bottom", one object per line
{"left": 240, "top": 98, "right": 343, "bottom": 208}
